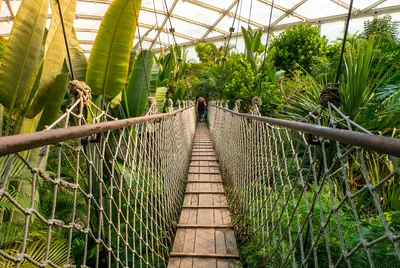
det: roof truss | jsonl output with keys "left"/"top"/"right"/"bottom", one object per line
{"left": 0, "top": 0, "right": 398, "bottom": 55}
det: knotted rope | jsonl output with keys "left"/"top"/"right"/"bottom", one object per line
{"left": 319, "top": 83, "right": 342, "bottom": 108}
{"left": 233, "top": 100, "right": 241, "bottom": 112}
{"left": 68, "top": 80, "right": 92, "bottom": 104}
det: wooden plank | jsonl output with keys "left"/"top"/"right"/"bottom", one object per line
{"left": 191, "top": 156, "right": 217, "bottom": 161}
{"left": 177, "top": 224, "right": 231, "bottom": 228}
{"left": 182, "top": 194, "right": 199, "bottom": 207}
{"left": 199, "top": 194, "right": 213, "bottom": 206}
{"left": 180, "top": 258, "right": 193, "bottom": 268}
{"left": 217, "top": 259, "right": 237, "bottom": 268}
{"left": 214, "top": 209, "right": 231, "bottom": 225}
{"left": 193, "top": 258, "right": 217, "bottom": 268}
{"left": 224, "top": 229, "right": 239, "bottom": 255}
{"left": 213, "top": 194, "right": 228, "bottom": 206}
{"left": 168, "top": 257, "right": 181, "bottom": 268}
{"left": 194, "top": 228, "right": 215, "bottom": 254}
{"left": 170, "top": 253, "right": 239, "bottom": 258}
{"left": 180, "top": 209, "right": 198, "bottom": 225}
{"left": 215, "top": 230, "right": 227, "bottom": 255}
{"left": 182, "top": 229, "right": 196, "bottom": 253}
{"left": 186, "top": 181, "right": 223, "bottom": 184}
{"left": 182, "top": 205, "right": 229, "bottom": 209}
{"left": 172, "top": 229, "right": 186, "bottom": 253}
{"left": 197, "top": 209, "right": 214, "bottom": 225}
{"left": 185, "top": 191, "right": 225, "bottom": 194}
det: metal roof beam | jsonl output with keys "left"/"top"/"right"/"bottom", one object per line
{"left": 141, "top": 5, "right": 228, "bottom": 37}
{"left": 184, "top": 0, "right": 264, "bottom": 29}
{"left": 361, "top": 0, "right": 387, "bottom": 13}
{"left": 200, "top": 0, "right": 238, "bottom": 41}
{"left": 330, "top": 0, "right": 359, "bottom": 13}
{"left": 5, "top": 0, "right": 15, "bottom": 18}
{"left": 257, "top": 0, "right": 310, "bottom": 23}
{"left": 79, "top": 37, "right": 168, "bottom": 47}
{"left": 138, "top": 22, "right": 196, "bottom": 41}
{"left": 148, "top": 0, "right": 178, "bottom": 49}
{"left": 271, "top": 0, "right": 308, "bottom": 27}
{"left": 153, "top": 4, "right": 400, "bottom": 53}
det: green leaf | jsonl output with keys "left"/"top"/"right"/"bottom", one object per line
{"left": 25, "top": 0, "right": 77, "bottom": 118}
{"left": 69, "top": 27, "right": 87, "bottom": 81}
{"left": 0, "top": 0, "right": 49, "bottom": 111}
{"left": 86, "top": 0, "right": 142, "bottom": 98}
{"left": 251, "top": 30, "right": 262, "bottom": 53}
{"left": 149, "top": 61, "right": 160, "bottom": 95}
{"left": 37, "top": 73, "right": 69, "bottom": 131}
{"left": 125, "top": 50, "right": 154, "bottom": 117}
{"left": 155, "top": 87, "right": 167, "bottom": 112}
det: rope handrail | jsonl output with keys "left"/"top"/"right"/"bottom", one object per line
{"left": 0, "top": 97, "right": 196, "bottom": 267}
{"left": 208, "top": 100, "right": 400, "bottom": 267}
{"left": 210, "top": 104, "right": 400, "bottom": 157}
{"left": 0, "top": 105, "right": 194, "bottom": 156}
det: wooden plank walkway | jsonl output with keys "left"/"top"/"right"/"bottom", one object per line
{"left": 168, "top": 123, "right": 240, "bottom": 268}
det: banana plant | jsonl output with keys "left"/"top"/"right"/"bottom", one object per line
{"left": 86, "top": 0, "right": 142, "bottom": 103}
{"left": 124, "top": 50, "right": 155, "bottom": 118}
{"left": 241, "top": 26, "right": 265, "bottom": 71}
{"left": 0, "top": 0, "right": 49, "bottom": 134}
{"left": 0, "top": 0, "right": 77, "bottom": 224}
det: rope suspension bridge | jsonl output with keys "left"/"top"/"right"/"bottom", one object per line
{"left": 0, "top": 95, "right": 399, "bottom": 267}
{"left": 1, "top": 0, "right": 400, "bottom": 266}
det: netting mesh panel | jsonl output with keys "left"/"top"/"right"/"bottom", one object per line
{"left": 208, "top": 102, "right": 400, "bottom": 268}
{"left": 0, "top": 99, "right": 196, "bottom": 267}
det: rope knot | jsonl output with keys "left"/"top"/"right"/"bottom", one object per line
{"left": 252, "top": 96, "right": 262, "bottom": 107}
{"left": 68, "top": 80, "right": 92, "bottom": 104}
{"left": 234, "top": 100, "right": 241, "bottom": 112}
{"left": 148, "top": 97, "right": 156, "bottom": 106}
{"left": 168, "top": 99, "right": 174, "bottom": 112}
{"left": 319, "top": 83, "right": 342, "bottom": 108}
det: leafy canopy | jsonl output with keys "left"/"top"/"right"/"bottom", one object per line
{"left": 270, "top": 24, "right": 328, "bottom": 74}
{"left": 361, "top": 15, "right": 399, "bottom": 45}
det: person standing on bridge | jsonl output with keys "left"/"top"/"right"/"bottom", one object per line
{"left": 196, "top": 97, "right": 206, "bottom": 122}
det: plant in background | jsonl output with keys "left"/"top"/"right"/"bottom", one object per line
{"left": 241, "top": 26, "right": 265, "bottom": 70}
{"left": 86, "top": 0, "right": 142, "bottom": 107}
{"left": 194, "top": 42, "right": 223, "bottom": 65}
{"left": 361, "top": 15, "right": 399, "bottom": 46}
{"left": 270, "top": 24, "right": 328, "bottom": 74}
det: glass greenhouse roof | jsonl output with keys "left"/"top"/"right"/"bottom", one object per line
{"left": 1, "top": 0, "right": 400, "bottom": 59}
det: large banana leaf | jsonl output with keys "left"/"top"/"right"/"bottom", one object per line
{"left": 69, "top": 28, "right": 87, "bottom": 82}
{"left": 155, "top": 87, "right": 167, "bottom": 112}
{"left": 149, "top": 61, "right": 160, "bottom": 95}
{"left": 37, "top": 73, "right": 69, "bottom": 131}
{"left": 241, "top": 26, "right": 252, "bottom": 52}
{"left": 86, "top": 0, "right": 142, "bottom": 99}
{"left": 26, "top": 0, "right": 77, "bottom": 118}
{"left": 251, "top": 30, "right": 262, "bottom": 53}
{"left": 0, "top": 0, "right": 49, "bottom": 111}
{"left": 125, "top": 50, "right": 154, "bottom": 117}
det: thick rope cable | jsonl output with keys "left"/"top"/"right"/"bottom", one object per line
{"left": 151, "top": 0, "right": 163, "bottom": 50}
{"left": 56, "top": 0, "right": 75, "bottom": 80}
{"left": 218, "top": 0, "right": 241, "bottom": 84}
{"left": 234, "top": 0, "right": 244, "bottom": 49}
{"left": 335, "top": 0, "right": 355, "bottom": 84}
{"left": 258, "top": 0, "right": 275, "bottom": 96}
{"left": 320, "top": 0, "right": 355, "bottom": 109}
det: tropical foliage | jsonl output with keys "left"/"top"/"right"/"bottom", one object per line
{"left": 0, "top": 0, "right": 190, "bottom": 265}
{"left": 270, "top": 24, "right": 328, "bottom": 74}
{"left": 0, "top": 0, "right": 400, "bottom": 266}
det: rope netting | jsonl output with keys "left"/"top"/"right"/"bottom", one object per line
{"left": 209, "top": 101, "right": 400, "bottom": 267}
{"left": 0, "top": 97, "right": 196, "bottom": 267}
